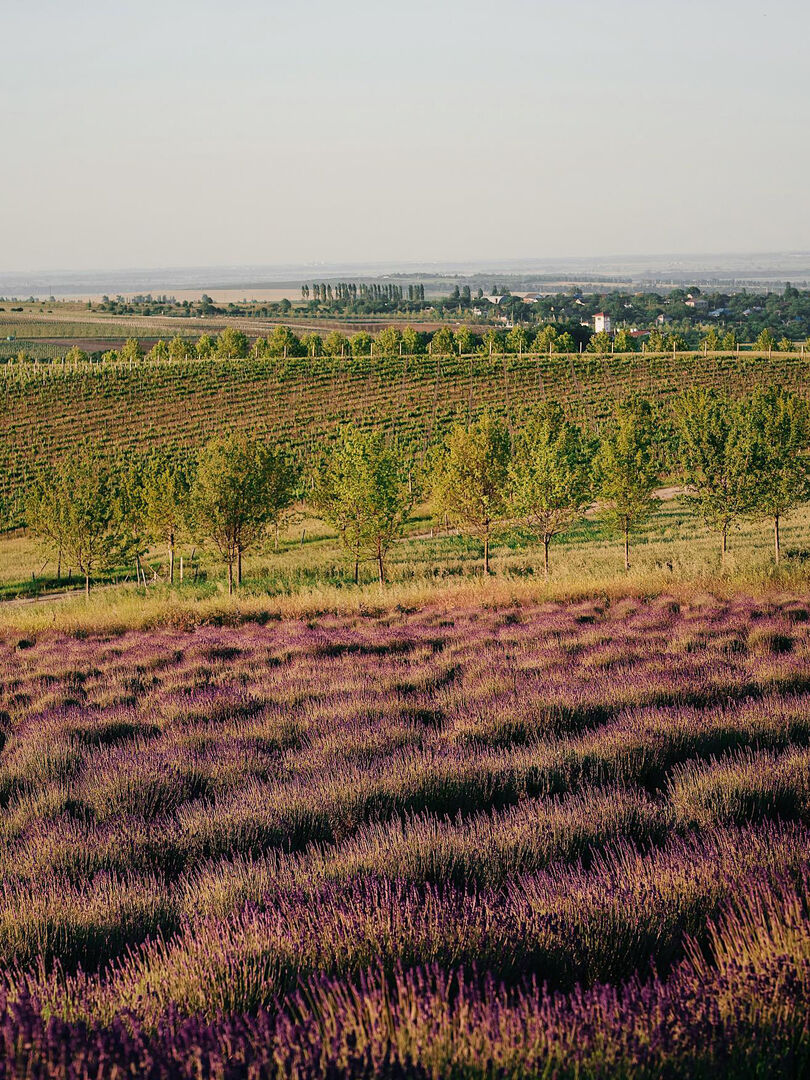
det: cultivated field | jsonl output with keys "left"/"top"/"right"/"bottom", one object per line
{"left": 2, "top": 349, "right": 807, "bottom": 524}
{"left": 0, "top": 590, "right": 807, "bottom": 1074}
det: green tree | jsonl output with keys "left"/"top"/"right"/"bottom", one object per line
{"left": 401, "top": 326, "right": 422, "bottom": 355}
{"left": 375, "top": 326, "right": 402, "bottom": 355}
{"left": 432, "top": 414, "right": 511, "bottom": 574}
{"left": 646, "top": 328, "right": 665, "bottom": 352}
{"left": 431, "top": 326, "right": 455, "bottom": 355}
{"left": 721, "top": 330, "right": 738, "bottom": 351}
{"left": 756, "top": 329, "right": 776, "bottom": 353}
{"left": 168, "top": 336, "right": 194, "bottom": 362}
{"left": 64, "top": 345, "right": 88, "bottom": 364}
{"left": 481, "top": 327, "right": 504, "bottom": 356}
{"left": 196, "top": 334, "right": 215, "bottom": 359}
{"left": 350, "top": 332, "right": 372, "bottom": 357}
{"left": 702, "top": 328, "right": 720, "bottom": 351}
{"left": 300, "top": 332, "right": 323, "bottom": 357}
{"left": 137, "top": 451, "right": 195, "bottom": 583}
{"left": 672, "top": 388, "right": 757, "bottom": 561}
{"left": 778, "top": 336, "right": 794, "bottom": 352}
{"left": 190, "top": 434, "right": 296, "bottom": 593}
{"left": 217, "top": 328, "right": 249, "bottom": 359}
{"left": 747, "top": 387, "right": 810, "bottom": 564}
{"left": 506, "top": 325, "right": 528, "bottom": 354}
{"left": 532, "top": 325, "right": 558, "bottom": 354}
{"left": 509, "top": 402, "right": 592, "bottom": 574}
{"left": 454, "top": 325, "right": 474, "bottom": 355}
{"left": 314, "top": 427, "right": 411, "bottom": 584}
{"left": 556, "top": 331, "right": 575, "bottom": 353}
{"left": 587, "top": 331, "right": 612, "bottom": 354}
{"left": 593, "top": 396, "right": 660, "bottom": 571}
{"left": 148, "top": 339, "right": 170, "bottom": 362}
{"left": 266, "top": 325, "right": 302, "bottom": 357}
{"left": 323, "top": 331, "right": 350, "bottom": 357}
{"left": 121, "top": 338, "right": 143, "bottom": 365}
{"left": 613, "top": 329, "right": 635, "bottom": 353}
{"left": 27, "top": 446, "right": 127, "bottom": 596}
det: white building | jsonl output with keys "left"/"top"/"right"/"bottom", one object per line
{"left": 593, "top": 312, "right": 611, "bottom": 334}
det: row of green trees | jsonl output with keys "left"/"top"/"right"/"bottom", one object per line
{"left": 34, "top": 321, "right": 809, "bottom": 370}
{"left": 26, "top": 386, "right": 810, "bottom": 594}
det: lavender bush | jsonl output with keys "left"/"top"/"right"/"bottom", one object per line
{"left": 0, "top": 592, "right": 808, "bottom": 1074}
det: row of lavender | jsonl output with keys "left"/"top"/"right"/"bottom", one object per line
{"left": 0, "top": 593, "right": 808, "bottom": 1073}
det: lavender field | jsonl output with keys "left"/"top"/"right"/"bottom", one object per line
{"left": 0, "top": 591, "right": 809, "bottom": 1076}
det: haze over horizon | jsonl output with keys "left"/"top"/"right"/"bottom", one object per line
{"left": 3, "top": 0, "right": 809, "bottom": 273}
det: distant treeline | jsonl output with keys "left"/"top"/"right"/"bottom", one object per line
{"left": 76, "top": 281, "right": 810, "bottom": 342}
{"left": 5, "top": 321, "right": 808, "bottom": 368}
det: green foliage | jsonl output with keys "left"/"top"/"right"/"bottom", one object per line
{"left": 722, "top": 330, "right": 738, "bottom": 350}
{"left": 673, "top": 389, "right": 758, "bottom": 558}
{"left": 196, "top": 334, "right": 215, "bottom": 359}
{"left": 509, "top": 402, "right": 592, "bottom": 573}
{"left": 432, "top": 414, "right": 511, "bottom": 573}
{"left": 593, "top": 396, "right": 660, "bottom": 569}
{"left": 506, "top": 325, "right": 528, "bottom": 354}
{"left": 323, "top": 331, "right": 350, "bottom": 357}
{"left": 351, "top": 332, "right": 372, "bottom": 357}
{"left": 613, "top": 329, "right": 635, "bottom": 352}
{"left": 375, "top": 326, "right": 402, "bottom": 356}
{"left": 756, "top": 329, "right": 776, "bottom": 353}
{"left": 148, "top": 340, "right": 169, "bottom": 362}
{"left": 431, "top": 327, "right": 455, "bottom": 355}
{"left": 120, "top": 338, "right": 142, "bottom": 364}
{"left": 746, "top": 387, "right": 810, "bottom": 562}
{"left": 587, "top": 331, "right": 612, "bottom": 354}
{"left": 314, "top": 426, "right": 412, "bottom": 583}
{"left": 401, "top": 327, "right": 422, "bottom": 355}
{"left": 27, "top": 445, "right": 128, "bottom": 594}
{"left": 216, "top": 328, "right": 249, "bottom": 359}
{"left": 190, "top": 434, "right": 296, "bottom": 593}
{"left": 64, "top": 345, "right": 89, "bottom": 364}
{"left": 136, "top": 451, "right": 195, "bottom": 583}
{"left": 454, "top": 326, "right": 474, "bottom": 355}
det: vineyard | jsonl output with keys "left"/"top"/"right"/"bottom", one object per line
{"left": 1, "top": 349, "right": 808, "bottom": 525}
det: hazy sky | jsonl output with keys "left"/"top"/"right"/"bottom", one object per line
{"left": 2, "top": 0, "right": 809, "bottom": 271}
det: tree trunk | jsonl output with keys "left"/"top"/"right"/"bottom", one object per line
{"left": 721, "top": 522, "right": 728, "bottom": 565}
{"left": 378, "top": 552, "right": 385, "bottom": 585}
{"left": 57, "top": 550, "right": 62, "bottom": 583}
{"left": 543, "top": 535, "right": 550, "bottom": 577}
{"left": 624, "top": 521, "right": 630, "bottom": 572}
{"left": 136, "top": 553, "right": 142, "bottom": 586}
{"left": 227, "top": 560, "right": 234, "bottom": 595}
{"left": 169, "top": 533, "right": 175, "bottom": 584}
{"left": 237, "top": 549, "right": 242, "bottom": 587}
{"left": 484, "top": 535, "right": 490, "bottom": 575}
{"left": 774, "top": 514, "right": 780, "bottom": 565}
{"left": 354, "top": 557, "right": 359, "bottom": 585}
{"left": 85, "top": 573, "right": 90, "bottom": 597}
